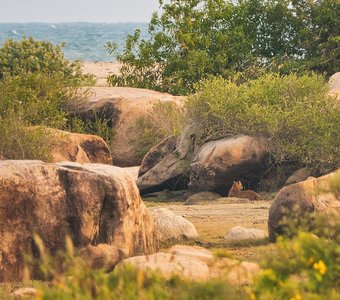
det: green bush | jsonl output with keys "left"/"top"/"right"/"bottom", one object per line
{"left": 0, "top": 38, "right": 114, "bottom": 161}
{"left": 0, "top": 115, "right": 51, "bottom": 161}
{"left": 131, "top": 101, "right": 183, "bottom": 160}
{"left": 252, "top": 232, "right": 340, "bottom": 300}
{"left": 108, "top": 0, "right": 339, "bottom": 95}
{"left": 185, "top": 73, "right": 340, "bottom": 170}
{"left": 0, "top": 37, "right": 94, "bottom": 85}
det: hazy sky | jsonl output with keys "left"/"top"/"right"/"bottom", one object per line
{"left": 0, "top": 0, "right": 160, "bottom": 23}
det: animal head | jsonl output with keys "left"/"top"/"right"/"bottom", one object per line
{"left": 232, "top": 180, "right": 243, "bottom": 191}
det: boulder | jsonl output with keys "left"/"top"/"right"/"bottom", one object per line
{"left": 11, "top": 288, "right": 38, "bottom": 299}
{"left": 78, "top": 244, "right": 126, "bottom": 270}
{"left": 268, "top": 172, "right": 340, "bottom": 241}
{"left": 123, "top": 166, "right": 140, "bottom": 180}
{"left": 149, "top": 208, "right": 198, "bottom": 242}
{"left": 121, "top": 245, "right": 260, "bottom": 283}
{"left": 189, "top": 135, "right": 268, "bottom": 194}
{"left": 184, "top": 192, "right": 221, "bottom": 205}
{"left": 167, "top": 245, "right": 214, "bottom": 262}
{"left": 122, "top": 252, "right": 210, "bottom": 281}
{"left": 284, "top": 167, "right": 312, "bottom": 186}
{"left": 137, "top": 127, "right": 196, "bottom": 194}
{"left": 44, "top": 127, "right": 112, "bottom": 164}
{"left": 77, "top": 87, "right": 182, "bottom": 166}
{"left": 224, "top": 226, "right": 267, "bottom": 243}
{"left": 329, "top": 72, "right": 340, "bottom": 98}
{"left": 0, "top": 160, "right": 157, "bottom": 282}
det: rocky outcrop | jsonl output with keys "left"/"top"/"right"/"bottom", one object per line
{"left": 77, "top": 87, "right": 182, "bottom": 167}
{"left": 137, "top": 127, "right": 195, "bottom": 194}
{"left": 268, "top": 172, "right": 340, "bottom": 241}
{"left": 121, "top": 245, "right": 261, "bottom": 283}
{"left": 184, "top": 192, "right": 221, "bottom": 205}
{"left": 224, "top": 226, "right": 267, "bottom": 243}
{"left": 0, "top": 160, "right": 157, "bottom": 282}
{"left": 284, "top": 168, "right": 312, "bottom": 186}
{"left": 149, "top": 208, "right": 198, "bottom": 242}
{"left": 44, "top": 127, "right": 112, "bottom": 164}
{"left": 189, "top": 136, "right": 268, "bottom": 194}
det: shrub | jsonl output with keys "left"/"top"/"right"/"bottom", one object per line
{"left": 108, "top": 0, "right": 339, "bottom": 95}
{"left": 252, "top": 232, "right": 340, "bottom": 299}
{"left": 131, "top": 101, "right": 184, "bottom": 160}
{"left": 0, "top": 38, "right": 114, "bottom": 160}
{"left": 0, "top": 37, "right": 94, "bottom": 85}
{"left": 185, "top": 73, "right": 340, "bottom": 170}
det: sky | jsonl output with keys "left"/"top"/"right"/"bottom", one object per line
{"left": 0, "top": 0, "right": 160, "bottom": 23}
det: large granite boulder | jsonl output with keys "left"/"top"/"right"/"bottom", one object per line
{"left": 137, "top": 127, "right": 195, "bottom": 194}
{"left": 268, "top": 172, "right": 340, "bottom": 241}
{"left": 44, "top": 127, "right": 112, "bottom": 164}
{"left": 77, "top": 87, "right": 182, "bottom": 167}
{"left": 121, "top": 245, "right": 261, "bottom": 283}
{"left": 189, "top": 135, "right": 268, "bottom": 194}
{"left": 0, "top": 160, "right": 157, "bottom": 282}
{"left": 149, "top": 208, "right": 198, "bottom": 242}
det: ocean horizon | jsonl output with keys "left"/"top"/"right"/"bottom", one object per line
{"left": 0, "top": 22, "right": 149, "bottom": 62}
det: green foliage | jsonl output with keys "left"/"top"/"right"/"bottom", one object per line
{"left": 0, "top": 37, "right": 113, "bottom": 160}
{"left": 108, "top": 0, "right": 339, "bottom": 95}
{"left": 252, "top": 232, "right": 340, "bottom": 300}
{"left": 131, "top": 101, "right": 183, "bottom": 161}
{"left": 0, "top": 115, "right": 51, "bottom": 161}
{"left": 0, "top": 37, "right": 94, "bottom": 85}
{"left": 67, "top": 115, "right": 114, "bottom": 147}
{"left": 16, "top": 236, "right": 238, "bottom": 300}
{"left": 185, "top": 73, "right": 340, "bottom": 169}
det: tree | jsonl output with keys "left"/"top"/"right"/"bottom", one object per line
{"left": 107, "top": 0, "right": 340, "bottom": 95}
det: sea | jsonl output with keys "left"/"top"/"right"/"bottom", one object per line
{"left": 0, "top": 23, "right": 149, "bottom": 62}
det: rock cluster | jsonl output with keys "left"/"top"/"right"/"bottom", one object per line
{"left": 0, "top": 160, "right": 157, "bottom": 282}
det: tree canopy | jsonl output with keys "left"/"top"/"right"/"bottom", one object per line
{"left": 107, "top": 0, "right": 340, "bottom": 95}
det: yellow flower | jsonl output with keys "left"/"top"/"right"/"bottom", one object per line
{"left": 290, "top": 293, "right": 302, "bottom": 300}
{"left": 249, "top": 292, "right": 256, "bottom": 300}
{"left": 313, "top": 260, "right": 327, "bottom": 275}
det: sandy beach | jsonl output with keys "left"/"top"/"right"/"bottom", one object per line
{"left": 80, "top": 61, "right": 121, "bottom": 86}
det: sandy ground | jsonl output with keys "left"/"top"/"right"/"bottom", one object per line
{"left": 145, "top": 198, "right": 275, "bottom": 262}
{"left": 80, "top": 61, "right": 121, "bottom": 86}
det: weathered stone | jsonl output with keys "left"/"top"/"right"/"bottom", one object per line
{"left": 329, "top": 72, "right": 340, "bottom": 98}
{"left": 11, "top": 287, "right": 38, "bottom": 299}
{"left": 137, "top": 126, "right": 197, "bottom": 195}
{"left": 184, "top": 192, "right": 221, "bottom": 205}
{"left": 189, "top": 135, "right": 268, "bottom": 194}
{"left": 149, "top": 208, "right": 198, "bottom": 242}
{"left": 121, "top": 245, "right": 260, "bottom": 283}
{"left": 122, "top": 252, "right": 210, "bottom": 280}
{"left": 268, "top": 172, "right": 340, "bottom": 241}
{"left": 44, "top": 127, "right": 112, "bottom": 164}
{"left": 78, "top": 244, "right": 126, "bottom": 270}
{"left": 0, "top": 160, "right": 157, "bottom": 282}
{"left": 224, "top": 226, "right": 267, "bottom": 242}
{"left": 284, "top": 168, "right": 312, "bottom": 186}
{"left": 77, "top": 87, "right": 182, "bottom": 166}
{"left": 138, "top": 136, "right": 177, "bottom": 177}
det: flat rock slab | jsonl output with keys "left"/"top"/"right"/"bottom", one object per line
{"left": 224, "top": 226, "right": 267, "bottom": 242}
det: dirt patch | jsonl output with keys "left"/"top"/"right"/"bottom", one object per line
{"left": 145, "top": 198, "right": 275, "bottom": 262}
